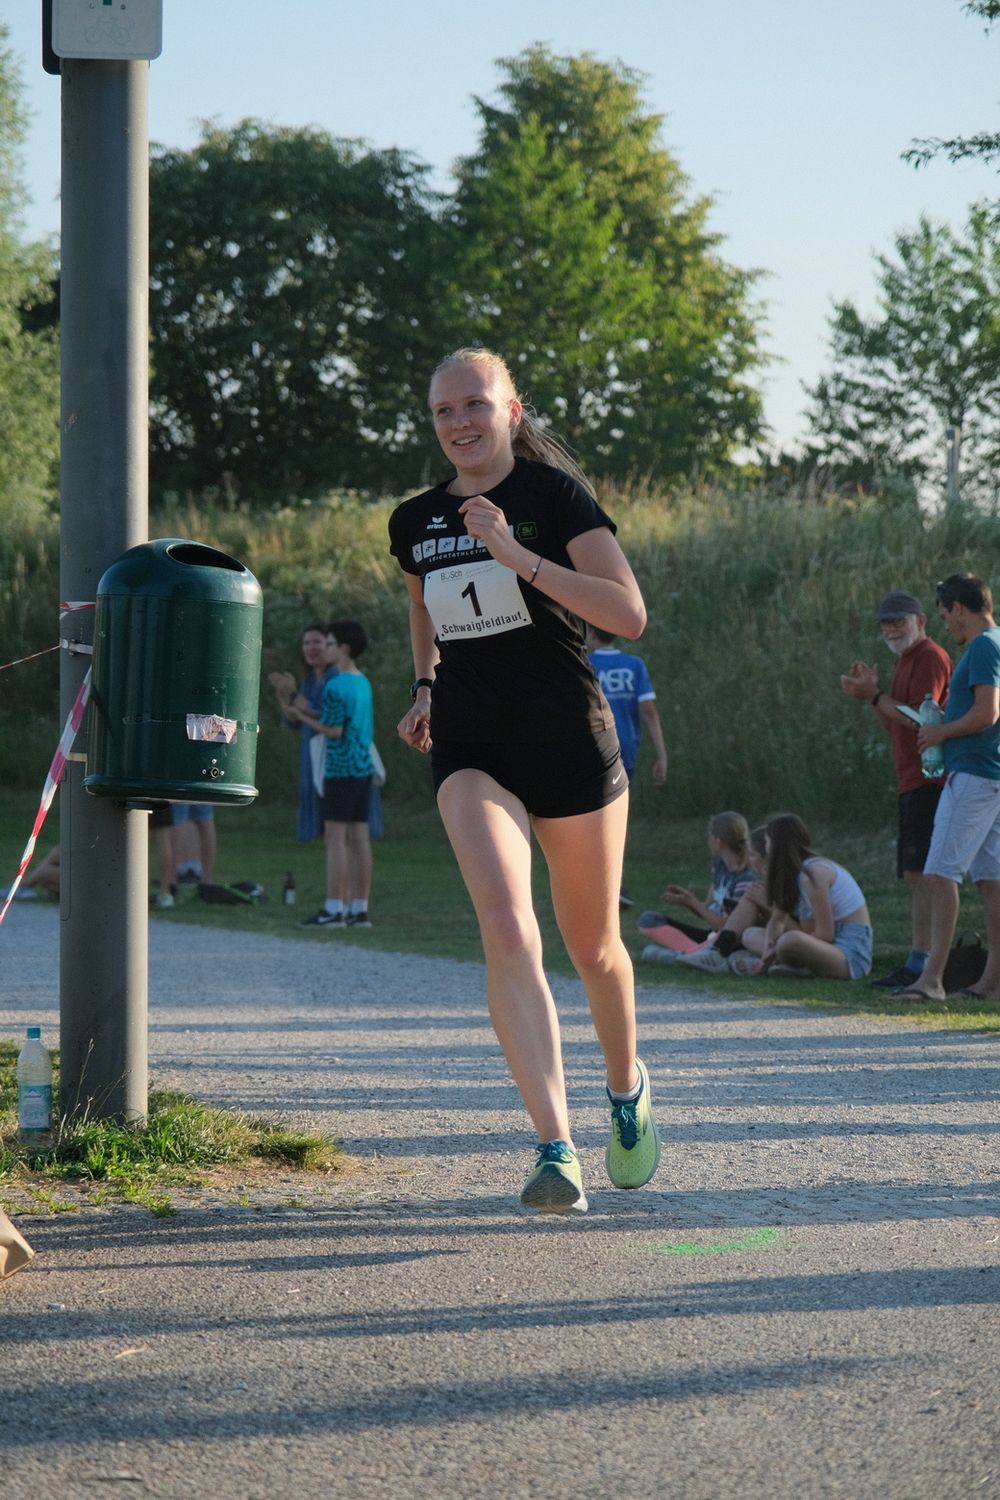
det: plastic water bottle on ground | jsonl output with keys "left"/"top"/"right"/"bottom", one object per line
{"left": 919, "top": 694, "right": 946, "bottom": 779}
{"left": 283, "top": 871, "right": 296, "bottom": 906}
{"left": 17, "top": 1026, "right": 53, "bottom": 1140}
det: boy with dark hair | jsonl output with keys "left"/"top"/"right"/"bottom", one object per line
{"left": 297, "top": 619, "right": 375, "bottom": 930}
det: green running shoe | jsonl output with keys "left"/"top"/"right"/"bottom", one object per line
{"left": 606, "top": 1057, "right": 661, "bottom": 1189}
{"left": 519, "top": 1140, "right": 588, "bottom": 1215}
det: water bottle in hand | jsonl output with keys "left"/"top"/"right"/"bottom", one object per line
{"left": 919, "top": 694, "right": 946, "bottom": 779}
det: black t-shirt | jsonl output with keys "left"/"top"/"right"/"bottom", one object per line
{"left": 388, "top": 457, "right": 617, "bottom": 744}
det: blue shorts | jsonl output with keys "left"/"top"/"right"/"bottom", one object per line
{"left": 834, "top": 921, "right": 873, "bottom": 980}
{"left": 171, "top": 803, "right": 215, "bottom": 824}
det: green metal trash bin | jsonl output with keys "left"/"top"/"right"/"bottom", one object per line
{"left": 84, "top": 539, "right": 263, "bottom": 807}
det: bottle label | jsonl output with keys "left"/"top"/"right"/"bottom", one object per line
{"left": 18, "top": 1083, "right": 52, "bottom": 1132}
{"left": 284, "top": 888, "right": 296, "bottom": 905}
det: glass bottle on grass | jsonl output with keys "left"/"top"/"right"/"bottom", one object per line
{"left": 17, "top": 1026, "right": 53, "bottom": 1140}
{"left": 919, "top": 694, "right": 946, "bottom": 779}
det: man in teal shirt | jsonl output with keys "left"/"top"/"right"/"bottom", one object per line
{"left": 898, "top": 574, "right": 1000, "bottom": 1001}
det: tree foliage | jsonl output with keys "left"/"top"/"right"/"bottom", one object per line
{"left": 804, "top": 208, "right": 1000, "bottom": 500}
{"left": 0, "top": 26, "right": 59, "bottom": 522}
{"left": 904, "top": 2, "right": 1000, "bottom": 176}
{"left": 149, "top": 120, "right": 448, "bottom": 500}
{"left": 446, "top": 47, "right": 767, "bottom": 481}
{"left": 148, "top": 51, "right": 768, "bottom": 502}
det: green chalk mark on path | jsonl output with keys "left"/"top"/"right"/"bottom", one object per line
{"left": 651, "top": 1227, "right": 783, "bottom": 1256}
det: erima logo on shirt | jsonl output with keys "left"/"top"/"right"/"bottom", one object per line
{"left": 427, "top": 516, "right": 448, "bottom": 529}
{"left": 413, "top": 534, "right": 486, "bottom": 563}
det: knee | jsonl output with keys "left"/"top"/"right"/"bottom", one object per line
{"left": 480, "top": 904, "right": 539, "bottom": 961}
{"left": 563, "top": 928, "right": 621, "bottom": 978}
{"left": 776, "top": 930, "right": 805, "bottom": 960}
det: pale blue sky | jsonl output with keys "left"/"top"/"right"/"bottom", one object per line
{"left": 3, "top": 0, "right": 998, "bottom": 451}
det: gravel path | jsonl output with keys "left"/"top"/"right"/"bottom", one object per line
{"left": 1, "top": 903, "right": 998, "bottom": 1500}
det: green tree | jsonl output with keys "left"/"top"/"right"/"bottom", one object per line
{"left": 804, "top": 208, "right": 1000, "bottom": 500}
{"left": 445, "top": 47, "right": 767, "bottom": 480}
{"left": 149, "top": 120, "right": 447, "bottom": 500}
{"left": 904, "top": 2, "right": 999, "bottom": 177}
{"left": 0, "top": 26, "right": 59, "bottom": 523}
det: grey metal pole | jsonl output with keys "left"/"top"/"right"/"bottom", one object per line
{"left": 59, "top": 59, "right": 149, "bottom": 1125}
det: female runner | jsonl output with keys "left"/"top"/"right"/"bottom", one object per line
{"left": 390, "top": 348, "right": 661, "bottom": 1213}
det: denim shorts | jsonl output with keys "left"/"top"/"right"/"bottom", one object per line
{"left": 924, "top": 771, "right": 1000, "bottom": 883}
{"left": 834, "top": 921, "right": 873, "bottom": 980}
{"left": 171, "top": 803, "right": 214, "bottom": 824}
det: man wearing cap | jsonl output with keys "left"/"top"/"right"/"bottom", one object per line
{"left": 841, "top": 589, "right": 952, "bottom": 989}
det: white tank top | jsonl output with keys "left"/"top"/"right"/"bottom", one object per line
{"left": 797, "top": 858, "right": 866, "bottom": 922}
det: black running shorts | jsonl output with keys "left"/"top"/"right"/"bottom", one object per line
{"left": 431, "top": 724, "right": 626, "bottom": 819}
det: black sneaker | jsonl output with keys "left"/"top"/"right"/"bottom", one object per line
{"left": 870, "top": 964, "right": 919, "bottom": 991}
{"left": 298, "top": 909, "right": 346, "bottom": 929}
{"left": 346, "top": 912, "right": 372, "bottom": 928}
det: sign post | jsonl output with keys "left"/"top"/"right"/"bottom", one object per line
{"left": 47, "top": 0, "right": 163, "bottom": 1123}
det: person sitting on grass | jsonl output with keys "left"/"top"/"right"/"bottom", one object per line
{"left": 744, "top": 814, "right": 873, "bottom": 980}
{"left": 638, "top": 811, "right": 758, "bottom": 962}
{"left": 671, "top": 826, "right": 772, "bottom": 973}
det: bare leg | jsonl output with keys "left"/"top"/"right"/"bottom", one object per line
{"left": 968, "top": 878, "right": 1000, "bottom": 995}
{"left": 774, "top": 928, "right": 850, "bottom": 979}
{"left": 324, "top": 821, "right": 350, "bottom": 905}
{"left": 346, "top": 821, "right": 372, "bottom": 904}
{"left": 437, "top": 770, "right": 570, "bottom": 1144}
{"left": 533, "top": 794, "right": 638, "bottom": 1095}
{"left": 906, "top": 874, "right": 960, "bottom": 998}
{"left": 904, "top": 869, "right": 933, "bottom": 952}
{"left": 197, "top": 819, "right": 217, "bottom": 885}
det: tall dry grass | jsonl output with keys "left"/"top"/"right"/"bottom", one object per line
{"left": 3, "top": 482, "right": 998, "bottom": 825}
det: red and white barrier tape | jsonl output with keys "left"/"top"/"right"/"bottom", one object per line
{"left": 0, "top": 667, "right": 92, "bottom": 927}
{"left": 0, "top": 603, "right": 95, "bottom": 675}
{"left": 0, "top": 644, "right": 59, "bottom": 673}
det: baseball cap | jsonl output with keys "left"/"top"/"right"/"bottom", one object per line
{"left": 876, "top": 590, "right": 924, "bottom": 620}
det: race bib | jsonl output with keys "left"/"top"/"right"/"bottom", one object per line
{"left": 424, "top": 558, "right": 533, "bottom": 641}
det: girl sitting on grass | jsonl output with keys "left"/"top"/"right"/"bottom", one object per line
{"left": 673, "top": 826, "right": 772, "bottom": 973}
{"left": 639, "top": 811, "right": 758, "bottom": 962}
{"left": 745, "top": 814, "right": 873, "bottom": 980}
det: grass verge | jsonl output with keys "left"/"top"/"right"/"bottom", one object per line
{"left": 0, "top": 1040, "right": 345, "bottom": 1217}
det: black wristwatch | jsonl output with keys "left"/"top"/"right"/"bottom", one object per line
{"left": 410, "top": 677, "right": 434, "bottom": 701}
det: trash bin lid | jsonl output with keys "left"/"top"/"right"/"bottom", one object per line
{"left": 96, "top": 538, "right": 262, "bottom": 605}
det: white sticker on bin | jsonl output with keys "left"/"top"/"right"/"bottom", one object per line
{"left": 186, "top": 714, "right": 238, "bottom": 744}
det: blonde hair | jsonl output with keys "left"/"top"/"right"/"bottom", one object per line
{"left": 709, "top": 811, "right": 750, "bottom": 859}
{"left": 430, "top": 347, "right": 595, "bottom": 496}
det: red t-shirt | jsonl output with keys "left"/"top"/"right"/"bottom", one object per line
{"left": 889, "top": 636, "right": 953, "bottom": 794}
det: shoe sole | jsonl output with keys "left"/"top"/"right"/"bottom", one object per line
{"left": 520, "top": 1164, "right": 588, "bottom": 1215}
{"left": 606, "top": 1058, "right": 662, "bottom": 1190}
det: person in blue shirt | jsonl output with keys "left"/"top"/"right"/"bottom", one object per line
{"left": 295, "top": 619, "right": 376, "bottom": 931}
{"left": 586, "top": 626, "right": 667, "bottom": 786}
{"left": 900, "top": 574, "right": 1000, "bottom": 1001}
{"left": 587, "top": 624, "right": 667, "bottom": 909}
